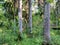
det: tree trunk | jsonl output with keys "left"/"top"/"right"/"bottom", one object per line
{"left": 43, "top": 1, "right": 51, "bottom": 44}
{"left": 18, "top": 0, "right": 22, "bottom": 34}
{"left": 28, "top": 0, "right": 32, "bottom": 33}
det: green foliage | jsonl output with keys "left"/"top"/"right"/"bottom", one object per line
{"left": 3, "top": 1, "right": 18, "bottom": 20}
{"left": 0, "top": 0, "right": 60, "bottom": 45}
{"left": 46, "top": 0, "right": 53, "bottom": 3}
{"left": 0, "top": 0, "right": 4, "bottom": 1}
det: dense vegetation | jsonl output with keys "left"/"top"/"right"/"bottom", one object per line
{"left": 0, "top": 0, "right": 60, "bottom": 45}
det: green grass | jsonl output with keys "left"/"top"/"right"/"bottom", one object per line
{"left": 0, "top": 27, "right": 60, "bottom": 45}
{"left": 0, "top": 4, "right": 3, "bottom": 8}
{"left": 0, "top": 28, "right": 43, "bottom": 45}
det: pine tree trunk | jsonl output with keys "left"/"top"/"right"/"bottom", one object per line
{"left": 43, "top": 1, "right": 51, "bottom": 44}
{"left": 18, "top": 0, "right": 22, "bottom": 34}
{"left": 28, "top": 0, "right": 32, "bottom": 33}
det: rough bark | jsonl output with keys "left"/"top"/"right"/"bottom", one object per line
{"left": 18, "top": 0, "right": 22, "bottom": 34}
{"left": 43, "top": 1, "right": 51, "bottom": 44}
{"left": 28, "top": 0, "right": 32, "bottom": 33}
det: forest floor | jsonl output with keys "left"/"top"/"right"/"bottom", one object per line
{"left": 0, "top": 27, "right": 60, "bottom": 45}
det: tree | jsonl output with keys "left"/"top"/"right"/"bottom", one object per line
{"left": 43, "top": 0, "right": 51, "bottom": 44}
{"left": 28, "top": 0, "right": 32, "bottom": 33}
{"left": 18, "top": 0, "right": 23, "bottom": 34}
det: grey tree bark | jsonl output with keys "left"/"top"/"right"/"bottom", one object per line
{"left": 28, "top": 0, "right": 32, "bottom": 33}
{"left": 18, "top": 0, "right": 22, "bottom": 34}
{"left": 43, "top": 1, "right": 51, "bottom": 44}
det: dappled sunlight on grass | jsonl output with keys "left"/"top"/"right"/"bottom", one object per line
{"left": 50, "top": 30, "right": 56, "bottom": 36}
{"left": 0, "top": 28, "right": 2, "bottom": 32}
